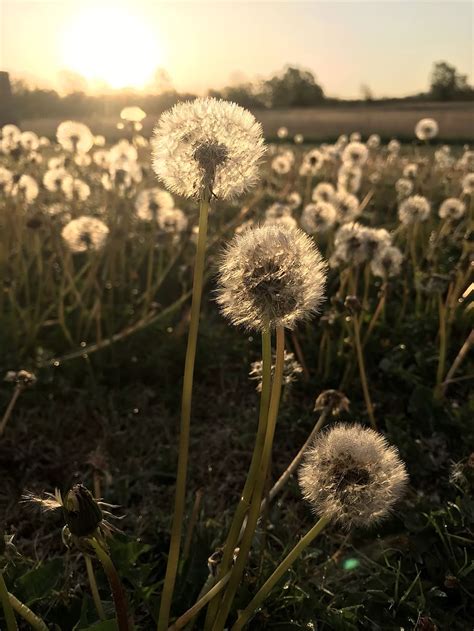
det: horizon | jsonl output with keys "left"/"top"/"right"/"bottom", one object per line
{"left": 1, "top": 1, "right": 473, "bottom": 99}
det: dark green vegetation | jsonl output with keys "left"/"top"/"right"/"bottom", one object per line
{"left": 1, "top": 138, "right": 473, "bottom": 630}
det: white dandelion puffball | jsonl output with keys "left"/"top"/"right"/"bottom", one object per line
{"left": 61, "top": 176, "right": 91, "bottom": 202}
{"left": 395, "top": 178, "right": 414, "bottom": 199}
{"left": 216, "top": 224, "right": 327, "bottom": 331}
{"left": 157, "top": 207, "right": 188, "bottom": 235}
{"left": 415, "top": 118, "right": 438, "bottom": 141}
{"left": 337, "top": 165, "right": 362, "bottom": 194}
{"left": 120, "top": 106, "right": 146, "bottom": 123}
{"left": 277, "top": 126, "right": 288, "bottom": 139}
{"left": 461, "top": 173, "right": 474, "bottom": 195}
{"left": 56, "top": 121, "right": 94, "bottom": 154}
{"left": 342, "top": 141, "right": 369, "bottom": 167}
{"left": 299, "top": 149, "right": 324, "bottom": 176}
{"left": 2, "top": 124, "right": 21, "bottom": 142}
{"left": 371, "top": 246, "right": 403, "bottom": 279}
{"left": 367, "top": 134, "right": 381, "bottom": 150}
{"left": 439, "top": 198, "right": 466, "bottom": 221}
{"left": 312, "top": 182, "right": 336, "bottom": 204}
{"left": 61, "top": 216, "right": 109, "bottom": 253}
{"left": 301, "top": 202, "right": 337, "bottom": 235}
{"left": 398, "top": 195, "right": 431, "bottom": 225}
{"left": 403, "top": 163, "right": 418, "bottom": 179}
{"left": 299, "top": 424, "right": 408, "bottom": 529}
{"left": 7, "top": 174, "right": 39, "bottom": 203}
{"left": 388, "top": 139, "right": 401, "bottom": 154}
{"left": 134, "top": 187, "right": 175, "bottom": 221}
{"left": 334, "top": 222, "right": 368, "bottom": 265}
{"left": 43, "top": 168, "right": 68, "bottom": 192}
{"left": 20, "top": 131, "right": 39, "bottom": 152}
{"left": 272, "top": 154, "right": 293, "bottom": 175}
{"left": 152, "top": 98, "right": 265, "bottom": 200}
{"left": 0, "top": 167, "right": 13, "bottom": 189}
{"left": 334, "top": 190, "right": 361, "bottom": 223}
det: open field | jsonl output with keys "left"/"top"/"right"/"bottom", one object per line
{"left": 21, "top": 101, "right": 474, "bottom": 143}
{"left": 0, "top": 112, "right": 473, "bottom": 630}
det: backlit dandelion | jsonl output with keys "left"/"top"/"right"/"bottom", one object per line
{"left": 151, "top": 98, "right": 265, "bottom": 200}
{"left": 298, "top": 424, "right": 408, "bottom": 528}
{"left": 461, "top": 173, "right": 474, "bottom": 195}
{"left": 134, "top": 187, "right": 175, "bottom": 221}
{"left": 61, "top": 176, "right": 91, "bottom": 201}
{"left": 120, "top": 106, "right": 146, "bottom": 123}
{"left": 395, "top": 177, "right": 414, "bottom": 199}
{"left": 61, "top": 216, "right": 109, "bottom": 253}
{"left": 415, "top": 117, "right": 439, "bottom": 141}
{"left": 57, "top": 121, "right": 94, "bottom": 154}
{"left": 337, "top": 165, "right": 362, "bottom": 194}
{"left": 7, "top": 174, "right": 39, "bottom": 203}
{"left": 398, "top": 195, "right": 431, "bottom": 225}
{"left": 216, "top": 224, "right": 327, "bottom": 331}
{"left": 439, "top": 198, "right": 466, "bottom": 221}
{"left": 371, "top": 245, "right": 403, "bottom": 278}
{"left": 334, "top": 190, "right": 361, "bottom": 223}
{"left": 342, "top": 141, "right": 368, "bottom": 167}
{"left": 312, "top": 182, "right": 336, "bottom": 203}
{"left": 301, "top": 201, "right": 337, "bottom": 234}
{"left": 299, "top": 149, "right": 324, "bottom": 176}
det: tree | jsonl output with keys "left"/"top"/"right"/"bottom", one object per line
{"left": 430, "top": 61, "right": 471, "bottom": 100}
{"left": 262, "top": 66, "right": 325, "bottom": 108}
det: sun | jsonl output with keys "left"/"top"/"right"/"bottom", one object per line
{"left": 61, "top": 6, "right": 162, "bottom": 90}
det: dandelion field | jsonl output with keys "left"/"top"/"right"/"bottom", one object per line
{"left": 0, "top": 108, "right": 473, "bottom": 631}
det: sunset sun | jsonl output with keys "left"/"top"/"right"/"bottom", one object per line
{"left": 61, "top": 6, "right": 161, "bottom": 90}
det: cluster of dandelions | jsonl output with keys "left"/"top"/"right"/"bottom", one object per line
{"left": 151, "top": 97, "right": 266, "bottom": 200}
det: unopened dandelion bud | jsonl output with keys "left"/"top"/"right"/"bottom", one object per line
{"left": 63, "top": 485, "right": 103, "bottom": 538}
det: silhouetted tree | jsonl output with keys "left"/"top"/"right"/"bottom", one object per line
{"left": 262, "top": 66, "right": 325, "bottom": 108}
{"left": 430, "top": 61, "right": 472, "bottom": 100}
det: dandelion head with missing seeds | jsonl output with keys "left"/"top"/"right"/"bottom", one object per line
{"left": 298, "top": 424, "right": 408, "bottom": 529}
{"left": 61, "top": 216, "right": 109, "bottom": 253}
{"left": 151, "top": 98, "right": 265, "bottom": 200}
{"left": 216, "top": 223, "right": 327, "bottom": 332}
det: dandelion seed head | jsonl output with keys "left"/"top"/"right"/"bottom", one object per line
{"left": 398, "top": 195, "right": 431, "bottom": 225}
{"left": 342, "top": 142, "right": 368, "bottom": 167}
{"left": 301, "top": 201, "right": 337, "bottom": 234}
{"left": 300, "top": 149, "right": 324, "bottom": 176}
{"left": 298, "top": 424, "right": 409, "bottom": 529}
{"left": 216, "top": 224, "right": 327, "bottom": 331}
{"left": 388, "top": 139, "right": 401, "bottom": 154}
{"left": 152, "top": 98, "right": 265, "bottom": 199}
{"left": 337, "top": 165, "right": 362, "bottom": 194}
{"left": 20, "top": 131, "right": 39, "bottom": 153}
{"left": 61, "top": 216, "right": 109, "bottom": 253}
{"left": 439, "top": 197, "right": 466, "bottom": 221}
{"left": 249, "top": 350, "right": 303, "bottom": 392}
{"left": 134, "top": 187, "right": 175, "bottom": 221}
{"left": 334, "top": 190, "right": 361, "bottom": 223}
{"left": 395, "top": 177, "right": 414, "bottom": 199}
{"left": 415, "top": 118, "right": 439, "bottom": 141}
{"left": 120, "top": 106, "right": 146, "bottom": 123}
{"left": 371, "top": 245, "right": 403, "bottom": 278}
{"left": 56, "top": 121, "right": 94, "bottom": 154}
{"left": 461, "top": 173, "right": 474, "bottom": 195}
{"left": 312, "top": 182, "right": 336, "bottom": 204}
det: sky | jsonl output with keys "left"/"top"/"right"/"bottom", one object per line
{"left": 1, "top": 0, "right": 473, "bottom": 98}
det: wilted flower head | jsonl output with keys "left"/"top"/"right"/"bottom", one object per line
{"left": 415, "top": 118, "right": 439, "bottom": 141}
{"left": 342, "top": 142, "right": 368, "bottom": 167}
{"left": 461, "top": 173, "right": 474, "bottom": 195}
{"left": 301, "top": 201, "right": 337, "bottom": 235}
{"left": 298, "top": 424, "right": 408, "bottom": 529}
{"left": 398, "top": 195, "right": 431, "bottom": 225}
{"left": 395, "top": 177, "right": 414, "bottom": 199}
{"left": 314, "top": 390, "right": 350, "bottom": 416}
{"left": 120, "top": 106, "right": 146, "bottom": 123}
{"left": 249, "top": 350, "right": 303, "bottom": 392}
{"left": 57, "top": 121, "right": 94, "bottom": 153}
{"left": 62, "top": 216, "right": 109, "bottom": 253}
{"left": 300, "top": 149, "right": 324, "bottom": 176}
{"left": 216, "top": 224, "right": 327, "bottom": 331}
{"left": 334, "top": 190, "right": 361, "bottom": 223}
{"left": 371, "top": 245, "right": 403, "bottom": 278}
{"left": 152, "top": 98, "right": 265, "bottom": 200}
{"left": 439, "top": 198, "right": 466, "bottom": 221}
{"left": 4, "top": 369, "right": 37, "bottom": 387}
{"left": 134, "top": 187, "right": 175, "bottom": 221}
{"left": 337, "top": 165, "right": 362, "bottom": 194}
{"left": 312, "top": 182, "right": 336, "bottom": 204}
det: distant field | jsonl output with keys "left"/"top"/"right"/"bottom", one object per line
{"left": 22, "top": 101, "right": 473, "bottom": 142}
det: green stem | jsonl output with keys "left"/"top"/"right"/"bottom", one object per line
{"left": 90, "top": 538, "right": 132, "bottom": 631}
{"left": 84, "top": 554, "right": 106, "bottom": 621}
{"left": 158, "top": 196, "right": 210, "bottom": 631}
{"left": 231, "top": 516, "right": 330, "bottom": 630}
{"left": 0, "top": 573, "right": 18, "bottom": 631}
{"left": 169, "top": 572, "right": 231, "bottom": 631}
{"left": 353, "top": 315, "right": 376, "bottom": 429}
{"left": 8, "top": 593, "right": 47, "bottom": 631}
{"left": 435, "top": 294, "right": 447, "bottom": 395}
{"left": 204, "top": 328, "right": 272, "bottom": 629}
{"left": 212, "top": 326, "right": 285, "bottom": 631}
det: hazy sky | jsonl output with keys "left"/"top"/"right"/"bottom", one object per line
{"left": 1, "top": 0, "right": 473, "bottom": 98}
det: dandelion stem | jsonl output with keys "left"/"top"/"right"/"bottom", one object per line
{"left": 0, "top": 573, "right": 17, "bottom": 631}
{"left": 435, "top": 294, "right": 448, "bottom": 396}
{"left": 7, "top": 593, "right": 47, "bottom": 631}
{"left": 90, "top": 537, "right": 132, "bottom": 631}
{"left": 352, "top": 314, "right": 376, "bottom": 429}
{"left": 168, "top": 572, "right": 231, "bottom": 631}
{"left": 231, "top": 515, "right": 330, "bottom": 630}
{"left": 441, "top": 329, "right": 474, "bottom": 395}
{"left": 84, "top": 554, "right": 106, "bottom": 621}
{"left": 204, "top": 327, "right": 272, "bottom": 629}
{"left": 158, "top": 195, "right": 210, "bottom": 631}
{"left": 211, "top": 326, "right": 285, "bottom": 631}
{"left": 0, "top": 385, "right": 22, "bottom": 438}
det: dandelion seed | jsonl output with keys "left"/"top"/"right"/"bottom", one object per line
{"left": 298, "top": 424, "right": 408, "bottom": 529}
{"left": 61, "top": 216, "right": 109, "bottom": 253}
{"left": 151, "top": 98, "right": 265, "bottom": 199}
{"left": 216, "top": 223, "right": 327, "bottom": 331}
